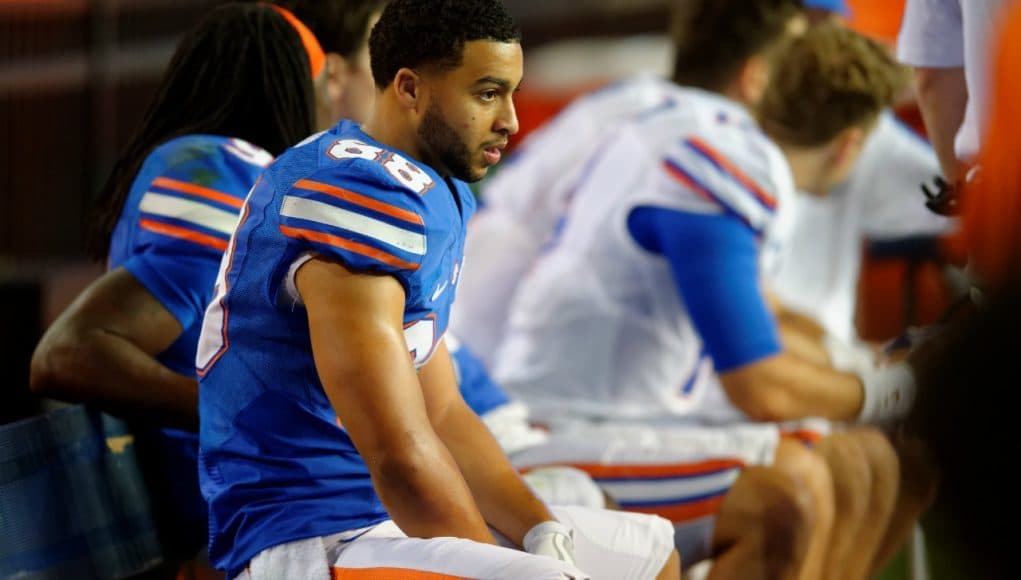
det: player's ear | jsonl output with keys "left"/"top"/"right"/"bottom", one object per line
{"left": 324, "top": 53, "right": 347, "bottom": 101}
{"left": 833, "top": 125, "right": 866, "bottom": 166}
{"left": 736, "top": 55, "right": 770, "bottom": 106}
{"left": 393, "top": 67, "right": 422, "bottom": 110}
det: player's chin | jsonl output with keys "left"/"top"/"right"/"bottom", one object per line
{"left": 464, "top": 162, "right": 491, "bottom": 183}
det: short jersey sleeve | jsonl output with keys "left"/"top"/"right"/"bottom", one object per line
{"left": 657, "top": 133, "right": 782, "bottom": 237}
{"left": 125, "top": 138, "right": 268, "bottom": 329}
{"left": 628, "top": 206, "right": 782, "bottom": 371}
{"left": 276, "top": 159, "right": 428, "bottom": 291}
{"left": 897, "top": 0, "right": 964, "bottom": 67}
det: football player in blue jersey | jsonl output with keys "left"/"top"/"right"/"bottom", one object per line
{"left": 29, "top": 2, "right": 334, "bottom": 575}
{"left": 193, "top": 1, "right": 679, "bottom": 578}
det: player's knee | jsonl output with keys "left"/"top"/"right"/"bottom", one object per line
{"left": 773, "top": 439, "right": 835, "bottom": 523}
{"left": 816, "top": 433, "right": 872, "bottom": 517}
{"left": 850, "top": 428, "right": 901, "bottom": 496}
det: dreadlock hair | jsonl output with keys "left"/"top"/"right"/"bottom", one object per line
{"left": 369, "top": 0, "right": 520, "bottom": 89}
{"left": 671, "top": 0, "right": 804, "bottom": 93}
{"left": 86, "top": 2, "right": 316, "bottom": 260}
{"left": 275, "top": 0, "right": 387, "bottom": 58}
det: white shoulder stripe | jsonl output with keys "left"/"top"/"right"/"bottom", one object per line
{"left": 280, "top": 195, "right": 427, "bottom": 256}
{"left": 139, "top": 193, "right": 239, "bottom": 235}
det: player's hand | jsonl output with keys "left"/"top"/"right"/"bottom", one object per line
{"left": 523, "top": 520, "right": 577, "bottom": 566}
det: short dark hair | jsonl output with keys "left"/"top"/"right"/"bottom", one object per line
{"left": 757, "top": 22, "right": 907, "bottom": 147}
{"left": 671, "top": 0, "right": 804, "bottom": 92}
{"left": 369, "top": 0, "right": 520, "bottom": 89}
{"left": 87, "top": 3, "right": 316, "bottom": 260}
{"left": 275, "top": 0, "right": 387, "bottom": 58}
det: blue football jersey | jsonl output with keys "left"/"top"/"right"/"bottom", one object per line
{"left": 196, "top": 121, "right": 475, "bottom": 576}
{"left": 106, "top": 134, "right": 273, "bottom": 548}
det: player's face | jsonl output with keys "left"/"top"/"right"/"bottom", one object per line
{"left": 418, "top": 40, "right": 522, "bottom": 182}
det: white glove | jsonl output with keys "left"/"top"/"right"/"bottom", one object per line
{"left": 858, "top": 361, "right": 917, "bottom": 424}
{"left": 523, "top": 520, "right": 577, "bottom": 566}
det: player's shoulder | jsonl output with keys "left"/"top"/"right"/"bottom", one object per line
{"left": 638, "top": 90, "right": 790, "bottom": 230}
{"left": 146, "top": 134, "right": 273, "bottom": 200}
{"left": 290, "top": 122, "right": 440, "bottom": 210}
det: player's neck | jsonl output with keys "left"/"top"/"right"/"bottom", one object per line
{"left": 361, "top": 100, "right": 427, "bottom": 167}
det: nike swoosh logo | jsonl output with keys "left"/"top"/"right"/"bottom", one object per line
{"left": 431, "top": 281, "right": 449, "bottom": 301}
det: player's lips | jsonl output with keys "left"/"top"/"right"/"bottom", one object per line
{"left": 483, "top": 142, "right": 507, "bottom": 165}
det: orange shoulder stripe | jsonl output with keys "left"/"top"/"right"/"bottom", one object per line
{"left": 280, "top": 225, "right": 420, "bottom": 271}
{"left": 151, "top": 177, "right": 244, "bottom": 209}
{"left": 140, "top": 218, "right": 228, "bottom": 251}
{"left": 295, "top": 179, "right": 424, "bottom": 225}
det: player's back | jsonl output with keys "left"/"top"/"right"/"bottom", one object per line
{"left": 452, "top": 75, "right": 677, "bottom": 368}
{"left": 104, "top": 134, "right": 272, "bottom": 545}
{"left": 196, "top": 121, "right": 474, "bottom": 577}
{"left": 493, "top": 87, "right": 792, "bottom": 424}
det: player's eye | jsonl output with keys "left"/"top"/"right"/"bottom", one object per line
{"left": 479, "top": 90, "right": 498, "bottom": 102}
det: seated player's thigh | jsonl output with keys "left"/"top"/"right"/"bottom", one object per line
{"left": 550, "top": 505, "right": 675, "bottom": 580}
{"left": 240, "top": 520, "right": 588, "bottom": 580}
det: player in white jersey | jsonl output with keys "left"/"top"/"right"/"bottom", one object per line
{"left": 452, "top": 75, "right": 677, "bottom": 368}
{"left": 897, "top": 0, "right": 1012, "bottom": 192}
{"left": 489, "top": 17, "right": 931, "bottom": 579}
{"left": 767, "top": 112, "right": 954, "bottom": 346}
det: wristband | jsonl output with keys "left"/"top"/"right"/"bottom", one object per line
{"left": 523, "top": 520, "right": 576, "bottom": 565}
{"left": 858, "top": 362, "right": 917, "bottom": 424}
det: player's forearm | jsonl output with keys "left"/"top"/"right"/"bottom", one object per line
{"left": 721, "top": 352, "right": 865, "bottom": 422}
{"left": 367, "top": 432, "right": 496, "bottom": 544}
{"left": 435, "top": 400, "right": 555, "bottom": 546}
{"left": 913, "top": 66, "right": 969, "bottom": 181}
{"left": 775, "top": 306, "right": 830, "bottom": 367}
{"left": 27, "top": 330, "right": 197, "bottom": 424}
{"left": 30, "top": 326, "right": 198, "bottom": 429}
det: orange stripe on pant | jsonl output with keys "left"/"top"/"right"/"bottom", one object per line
{"left": 332, "top": 567, "right": 471, "bottom": 579}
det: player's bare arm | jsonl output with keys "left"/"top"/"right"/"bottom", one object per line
{"left": 913, "top": 66, "right": 968, "bottom": 183}
{"left": 419, "top": 339, "right": 556, "bottom": 547}
{"left": 719, "top": 353, "right": 866, "bottom": 422}
{"left": 295, "top": 255, "right": 495, "bottom": 544}
{"left": 29, "top": 267, "right": 198, "bottom": 429}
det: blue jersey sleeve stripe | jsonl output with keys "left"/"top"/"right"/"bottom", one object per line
{"left": 294, "top": 179, "right": 424, "bottom": 226}
{"left": 683, "top": 138, "right": 777, "bottom": 212}
{"left": 280, "top": 196, "right": 426, "bottom": 256}
{"left": 139, "top": 192, "right": 239, "bottom": 235}
{"left": 139, "top": 218, "right": 229, "bottom": 251}
{"left": 279, "top": 225, "right": 421, "bottom": 271}
{"left": 662, "top": 159, "right": 761, "bottom": 236}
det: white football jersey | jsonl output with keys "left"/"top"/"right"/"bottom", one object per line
{"left": 492, "top": 86, "right": 794, "bottom": 423}
{"left": 766, "top": 113, "right": 954, "bottom": 342}
{"left": 451, "top": 75, "right": 679, "bottom": 368}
